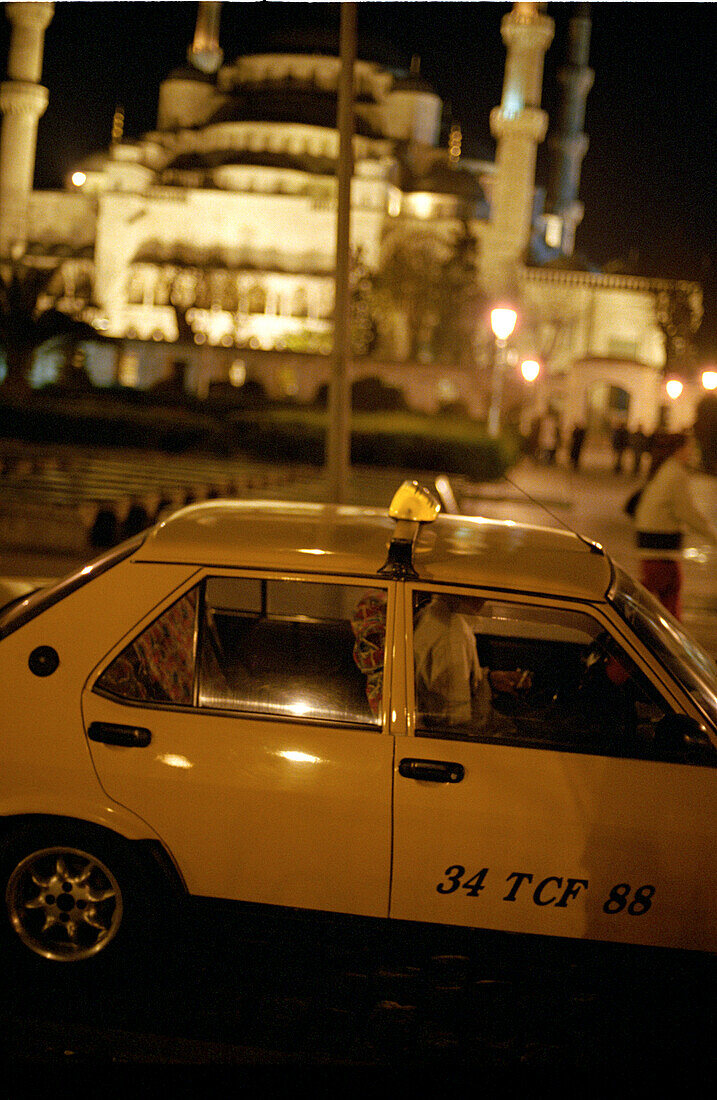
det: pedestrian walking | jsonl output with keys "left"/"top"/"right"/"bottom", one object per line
{"left": 569, "top": 423, "right": 587, "bottom": 470}
{"left": 538, "top": 412, "right": 561, "bottom": 465}
{"left": 611, "top": 422, "right": 630, "bottom": 473}
{"left": 632, "top": 432, "right": 717, "bottom": 619}
{"left": 629, "top": 425, "right": 648, "bottom": 476}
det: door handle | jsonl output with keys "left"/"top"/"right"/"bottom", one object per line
{"left": 88, "top": 721, "right": 152, "bottom": 748}
{"left": 398, "top": 758, "right": 464, "bottom": 783}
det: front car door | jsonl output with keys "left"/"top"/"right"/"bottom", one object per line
{"left": 83, "top": 572, "right": 396, "bottom": 917}
{"left": 391, "top": 585, "right": 716, "bottom": 951}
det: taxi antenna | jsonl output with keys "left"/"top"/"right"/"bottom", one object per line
{"left": 500, "top": 473, "right": 605, "bottom": 555}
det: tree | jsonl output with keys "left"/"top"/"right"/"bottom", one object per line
{"left": 349, "top": 249, "right": 378, "bottom": 357}
{"left": 0, "top": 258, "right": 97, "bottom": 396}
{"left": 654, "top": 283, "right": 703, "bottom": 375}
{"left": 373, "top": 221, "right": 483, "bottom": 364}
{"left": 694, "top": 394, "right": 717, "bottom": 474}
{"left": 432, "top": 220, "right": 485, "bottom": 368}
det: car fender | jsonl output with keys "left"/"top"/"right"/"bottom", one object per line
{"left": 0, "top": 795, "right": 166, "bottom": 845}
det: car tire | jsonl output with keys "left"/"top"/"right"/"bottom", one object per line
{"left": 0, "top": 822, "right": 157, "bottom": 966}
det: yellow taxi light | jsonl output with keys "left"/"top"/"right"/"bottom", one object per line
{"left": 389, "top": 481, "right": 441, "bottom": 523}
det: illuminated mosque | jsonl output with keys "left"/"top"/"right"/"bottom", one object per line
{"left": 0, "top": 1, "right": 704, "bottom": 431}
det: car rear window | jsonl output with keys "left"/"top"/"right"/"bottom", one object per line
{"left": 0, "top": 533, "right": 145, "bottom": 641}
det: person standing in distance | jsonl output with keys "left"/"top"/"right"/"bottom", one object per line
{"left": 634, "top": 432, "right": 717, "bottom": 618}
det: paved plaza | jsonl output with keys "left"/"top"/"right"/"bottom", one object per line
{"left": 1, "top": 441, "right": 716, "bottom": 655}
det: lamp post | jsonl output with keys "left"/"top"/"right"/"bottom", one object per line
{"left": 487, "top": 306, "right": 517, "bottom": 437}
{"left": 326, "top": 1, "right": 356, "bottom": 503}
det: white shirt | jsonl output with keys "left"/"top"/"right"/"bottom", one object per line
{"left": 413, "top": 600, "right": 490, "bottom": 728}
{"left": 635, "top": 457, "right": 717, "bottom": 555}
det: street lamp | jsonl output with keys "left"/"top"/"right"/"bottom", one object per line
{"left": 665, "top": 378, "right": 683, "bottom": 400}
{"left": 487, "top": 306, "right": 518, "bottom": 437}
{"left": 520, "top": 358, "right": 540, "bottom": 383}
{"left": 701, "top": 370, "right": 717, "bottom": 391}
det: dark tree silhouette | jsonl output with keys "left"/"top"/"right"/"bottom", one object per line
{"left": 694, "top": 394, "right": 717, "bottom": 474}
{"left": 0, "top": 260, "right": 98, "bottom": 395}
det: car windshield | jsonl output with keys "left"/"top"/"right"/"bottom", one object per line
{"left": 609, "top": 565, "right": 717, "bottom": 729}
{"left": 0, "top": 533, "right": 145, "bottom": 640}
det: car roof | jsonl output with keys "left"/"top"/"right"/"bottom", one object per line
{"left": 134, "top": 499, "right": 613, "bottom": 601}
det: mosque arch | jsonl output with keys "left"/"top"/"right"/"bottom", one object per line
{"left": 247, "top": 283, "right": 267, "bottom": 315}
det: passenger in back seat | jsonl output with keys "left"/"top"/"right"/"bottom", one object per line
{"left": 350, "top": 592, "right": 387, "bottom": 717}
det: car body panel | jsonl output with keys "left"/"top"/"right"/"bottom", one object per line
{"left": 139, "top": 500, "right": 397, "bottom": 577}
{"left": 390, "top": 734, "right": 714, "bottom": 951}
{"left": 392, "top": 582, "right": 716, "bottom": 951}
{"left": 0, "top": 559, "right": 198, "bottom": 836}
{"left": 82, "top": 692, "right": 395, "bottom": 914}
{"left": 1, "top": 495, "right": 714, "bottom": 956}
{"left": 138, "top": 500, "right": 612, "bottom": 601}
{"left": 0, "top": 576, "right": 52, "bottom": 609}
{"left": 82, "top": 569, "right": 399, "bottom": 914}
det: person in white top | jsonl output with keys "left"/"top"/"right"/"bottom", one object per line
{"left": 634, "top": 432, "right": 717, "bottom": 618}
{"left": 413, "top": 594, "right": 531, "bottom": 734}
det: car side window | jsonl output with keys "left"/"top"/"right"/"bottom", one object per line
{"left": 411, "top": 591, "right": 693, "bottom": 762}
{"left": 95, "top": 587, "right": 198, "bottom": 705}
{"left": 198, "top": 578, "right": 387, "bottom": 726}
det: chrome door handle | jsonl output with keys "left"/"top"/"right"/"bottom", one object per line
{"left": 398, "top": 758, "right": 464, "bottom": 783}
{"left": 88, "top": 721, "right": 152, "bottom": 747}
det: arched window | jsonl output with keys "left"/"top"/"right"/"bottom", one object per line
{"left": 292, "top": 287, "right": 308, "bottom": 319}
{"left": 247, "top": 284, "right": 266, "bottom": 315}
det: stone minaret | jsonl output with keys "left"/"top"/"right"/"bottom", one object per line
{"left": 188, "top": 1, "right": 223, "bottom": 74}
{"left": 484, "top": 2, "right": 554, "bottom": 294}
{"left": 544, "top": 3, "right": 594, "bottom": 256}
{"left": 0, "top": 1, "right": 54, "bottom": 260}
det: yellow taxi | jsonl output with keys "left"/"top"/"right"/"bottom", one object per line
{"left": 0, "top": 482, "right": 714, "bottom": 964}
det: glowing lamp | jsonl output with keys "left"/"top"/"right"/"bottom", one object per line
{"left": 520, "top": 359, "right": 540, "bottom": 383}
{"left": 229, "top": 359, "right": 246, "bottom": 387}
{"left": 701, "top": 370, "right": 717, "bottom": 391}
{"left": 411, "top": 193, "right": 433, "bottom": 219}
{"left": 71, "top": 171, "right": 86, "bottom": 187}
{"left": 665, "top": 379, "right": 683, "bottom": 400}
{"left": 490, "top": 307, "right": 518, "bottom": 342}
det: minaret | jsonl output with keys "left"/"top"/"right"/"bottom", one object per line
{"left": 158, "top": 2, "right": 223, "bottom": 130}
{"left": 187, "top": 1, "right": 223, "bottom": 74}
{"left": 0, "top": 2, "right": 54, "bottom": 260}
{"left": 484, "top": 2, "right": 554, "bottom": 294}
{"left": 544, "top": 3, "right": 594, "bottom": 255}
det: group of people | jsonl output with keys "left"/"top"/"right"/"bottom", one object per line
{"left": 528, "top": 415, "right": 591, "bottom": 470}
{"left": 611, "top": 422, "right": 652, "bottom": 475}
{"left": 527, "top": 415, "right": 668, "bottom": 477}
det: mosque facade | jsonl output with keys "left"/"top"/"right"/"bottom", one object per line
{"left": 0, "top": 1, "right": 704, "bottom": 435}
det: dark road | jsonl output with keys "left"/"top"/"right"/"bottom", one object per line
{"left": 1, "top": 902, "right": 713, "bottom": 1068}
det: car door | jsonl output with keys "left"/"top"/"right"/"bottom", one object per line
{"left": 390, "top": 585, "right": 716, "bottom": 952}
{"left": 83, "top": 572, "right": 396, "bottom": 918}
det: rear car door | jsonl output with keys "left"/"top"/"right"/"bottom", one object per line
{"left": 83, "top": 573, "right": 396, "bottom": 917}
{"left": 390, "top": 585, "right": 716, "bottom": 951}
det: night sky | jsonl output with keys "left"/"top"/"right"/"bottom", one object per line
{"left": 3, "top": 1, "right": 715, "bottom": 353}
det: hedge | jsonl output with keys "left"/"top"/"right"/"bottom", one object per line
{"left": 226, "top": 409, "right": 517, "bottom": 480}
{"left": 0, "top": 394, "right": 518, "bottom": 481}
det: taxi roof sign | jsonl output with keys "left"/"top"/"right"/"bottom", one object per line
{"left": 388, "top": 481, "right": 441, "bottom": 523}
{"left": 380, "top": 482, "right": 441, "bottom": 580}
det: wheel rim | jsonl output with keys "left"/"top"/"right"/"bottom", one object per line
{"left": 6, "top": 845, "right": 124, "bottom": 962}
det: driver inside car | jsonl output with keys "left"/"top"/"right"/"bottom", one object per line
{"left": 413, "top": 594, "right": 532, "bottom": 736}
